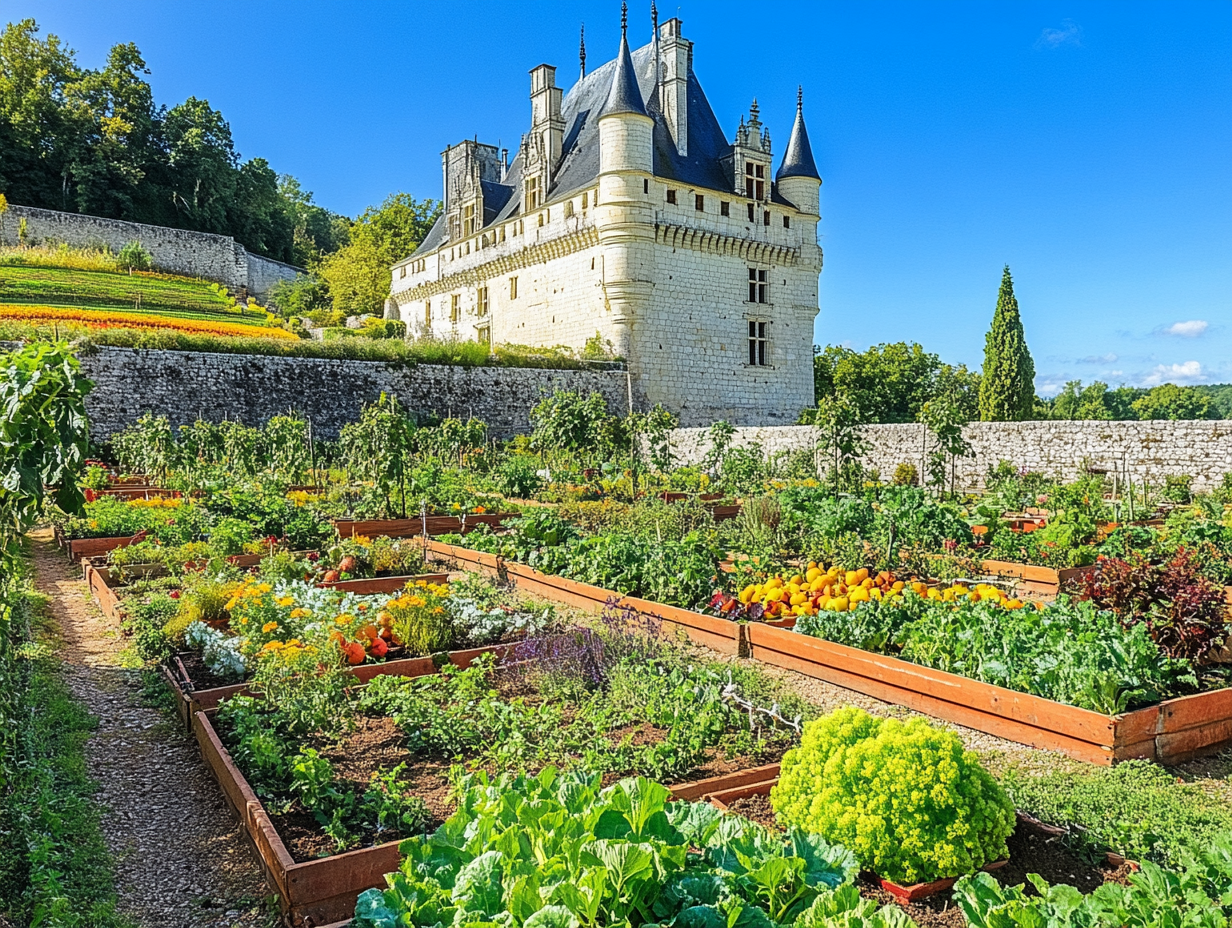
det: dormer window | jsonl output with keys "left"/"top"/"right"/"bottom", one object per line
{"left": 526, "top": 177, "right": 540, "bottom": 211}
{"left": 745, "top": 163, "right": 765, "bottom": 200}
{"left": 463, "top": 203, "right": 476, "bottom": 236}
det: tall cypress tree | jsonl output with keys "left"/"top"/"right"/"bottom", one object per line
{"left": 979, "top": 266, "right": 1036, "bottom": 421}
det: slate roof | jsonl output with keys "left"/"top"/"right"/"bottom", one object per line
{"left": 409, "top": 34, "right": 817, "bottom": 258}
{"left": 777, "top": 100, "right": 821, "bottom": 182}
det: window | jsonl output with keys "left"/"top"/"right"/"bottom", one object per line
{"left": 763, "top": 210, "right": 770, "bottom": 226}
{"left": 526, "top": 177, "right": 539, "bottom": 210}
{"left": 744, "top": 163, "right": 765, "bottom": 200}
{"left": 720, "top": 201, "right": 730, "bottom": 217}
{"left": 478, "top": 286, "right": 489, "bottom": 318}
{"left": 748, "top": 268, "right": 768, "bottom": 303}
{"left": 783, "top": 215, "right": 790, "bottom": 229}
{"left": 643, "top": 179, "right": 649, "bottom": 194}
{"left": 509, "top": 276, "right": 518, "bottom": 300}
{"left": 399, "top": 266, "right": 406, "bottom": 279}
{"left": 582, "top": 192, "right": 589, "bottom": 210}
{"left": 477, "top": 324, "right": 491, "bottom": 347}
{"left": 695, "top": 194, "right": 704, "bottom": 211}
{"left": 747, "top": 203, "right": 755, "bottom": 222}
{"left": 748, "top": 320, "right": 768, "bottom": 366}
{"left": 500, "top": 226, "right": 506, "bottom": 242}
{"left": 450, "top": 294, "right": 460, "bottom": 322}
{"left": 565, "top": 200, "right": 574, "bottom": 218}
{"left": 463, "top": 203, "right": 475, "bottom": 236}
{"left": 666, "top": 189, "right": 677, "bottom": 205}
{"left": 424, "top": 301, "right": 431, "bottom": 326}
{"left": 537, "top": 212, "right": 544, "bottom": 227}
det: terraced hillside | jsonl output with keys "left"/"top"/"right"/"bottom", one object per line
{"left": 0, "top": 265, "right": 259, "bottom": 319}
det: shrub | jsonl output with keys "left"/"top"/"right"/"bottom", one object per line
{"left": 770, "top": 707, "right": 1015, "bottom": 884}
{"left": 892, "top": 462, "right": 918, "bottom": 486}
{"left": 116, "top": 240, "right": 152, "bottom": 272}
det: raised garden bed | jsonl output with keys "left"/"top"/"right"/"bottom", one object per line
{"left": 333, "top": 513, "right": 516, "bottom": 539}
{"left": 423, "top": 538, "right": 743, "bottom": 655}
{"left": 314, "top": 573, "right": 449, "bottom": 594}
{"left": 745, "top": 621, "right": 1232, "bottom": 766}
{"left": 193, "top": 665, "right": 787, "bottom": 927}
{"left": 168, "top": 640, "right": 518, "bottom": 730}
{"left": 978, "top": 558, "right": 1094, "bottom": 600}
{"left": 423, "top": 541, "right": 1232, "bottom": 767}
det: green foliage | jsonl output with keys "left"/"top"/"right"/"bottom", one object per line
{"left": 771, "top": 707, "right": 1015, "bottom": 885}
{"left": 354, "top": 767, "right": 862, "bottom": 928}
{"left": 1131, "top": 383, "right": 1216, "bottom": 421}
{"left": 795, "top": 594, "right": 1188, "bottom": 714}
{"left": 801, "top": 397, "right": 865, "bottom": 493}
{"left": 531, "top": 391, "right": 624, "bottom": 467}
{"left": 0, "top": 586, "right": 130, "bottom": 927}
{"left": 317, "top": 193, "right": 440, "bottom": 316}
{"left": 340, "top": 393, "right": 419, "bottom": 517}
{"left": 919, "top": 395, "right": 970, "bottom": 495}
{"left": 979, "top": 266, "right": 1036, "bottom": 421}
{"left": 0, "top": 19, "right": 340, "bottom": 262}
{"left": 998, "top": 761, "right": 1232, "bottom": 867}
{"left": 810, "top": 342, "right": 980, "bottom": 424}
{"left": 954, "top": 840, "right": 1232, "bottom": 927}
{"left": 266, "top": 273, "right": 331, "bottom": 319}
{"left": 115, "top": 240, "right": 151, "bottom": 271}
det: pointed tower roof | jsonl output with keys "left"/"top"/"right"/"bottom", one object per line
{"left": 776, "top": 87, "right": 820, "bottom": 181}
{"left": 599, "top": 2, "right": 648, "bottom": 119}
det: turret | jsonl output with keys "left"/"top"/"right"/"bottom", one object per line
{"left": 595, "top": 1, "right": 655, "bottom": 367}
{"left": 658, "top": 18, "right": 690, "bottom": 156}
{"left": 776, "top": 87, "right": 822, "bottom": 216}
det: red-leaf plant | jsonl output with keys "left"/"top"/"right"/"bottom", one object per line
{"left": 1076, "top": 547, "right": 1228, "bottom": 662}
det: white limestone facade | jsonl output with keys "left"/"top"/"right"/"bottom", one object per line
{"left": 389, "top": 15, "right": 823, "bottom": 426}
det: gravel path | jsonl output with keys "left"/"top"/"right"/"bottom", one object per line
{"left": 28, "top": 531, "right": 277, "bottom": 928}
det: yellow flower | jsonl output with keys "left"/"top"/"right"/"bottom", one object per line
{"left": 289, "top": 608, "right": 309, "bottom": 619}
{"left": 275, "top": 596, "right": 294, "bottom": 608}
{"left": 258, "top": 583, "right": 273, "bottom": 594}
{"left": 262, "top": 621, "right": 279, "bottom": 633}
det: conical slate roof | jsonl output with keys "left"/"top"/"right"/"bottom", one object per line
{"left": 776, "top": 90, "right": 820, "bottom": 181}
{"left": 599, "top": 27, "right": 647, "bottom": 119}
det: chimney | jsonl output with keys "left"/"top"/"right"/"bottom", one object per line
{"left": 529, "top": 64, "right": 564, "bottom": 185}
{"left": 659, "top": 18, "right": 690, "bottom": 156}
{"left": 501, "top": 148, "right": 509, "bottom": 182}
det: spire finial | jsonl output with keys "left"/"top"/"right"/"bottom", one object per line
{"left": 621, "top": 1, "right": 628, "bottom": 36}
{"left": 580, "top": 23, "right": 586, "bottom": 78}
{"left": 651, "top": 0, "right": 658, "bottom": 35}
{"left": 797, "top": 85, "right": 803, "bottom": 112}
{"left": 750, "top": 98, "right": 760, "bottom": 122}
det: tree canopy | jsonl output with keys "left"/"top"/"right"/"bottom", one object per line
{"left": 0, "top": 19, "right": 345, "bottom": 264}
{"left": 978, "top": 266, "right": 1036, "bottom": 421}
{"left": 808, "top": 341, "right": 980, "bottom": 425}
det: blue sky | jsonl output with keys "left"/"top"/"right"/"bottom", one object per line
{"left": 10, "top": 1, "right": 1231, "bottom": 392}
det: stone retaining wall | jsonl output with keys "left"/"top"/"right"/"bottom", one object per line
{"left": 664, "top": 421, "right": 1232, "bottom": 492}
{"left": 1, "top": 204, "right": 301, "bottom": 299}
{"left": 79, "top": 346, "right": 636, "bottom": 440}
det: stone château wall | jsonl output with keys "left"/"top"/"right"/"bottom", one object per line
{"left": 664, "top": 421, "right": 1232, "bottom": 492}
{"left": 1, "top": 204, "right": 301, "bottom": 299}
{"left": 78, "top": 346, "right": 637, "bottom": 440}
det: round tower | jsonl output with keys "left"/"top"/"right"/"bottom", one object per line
{"left": 595, "top": 3, "right": 655, "bottom": 366}
{"left": 776, "top": 87, "right": 822, "bottom": 217}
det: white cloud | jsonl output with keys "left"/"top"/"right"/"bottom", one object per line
{"left": 1140, "top": 360, "right": 1206, "bottom": 387}
{"left": 1035, "top": 377, "right": 1069, "bottom": 398}
{"left": 1164, "top": 320, "right": 1208, "bottom": 338}
{"left": 1077, "top": 353, "right": 1118, "bottom": 364}
{"left": 1035, "top": 19, "right": 1083, "bottom": 49}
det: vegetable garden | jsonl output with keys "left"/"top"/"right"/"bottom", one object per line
{"left": 8, "top": 360, "right": 1232, "bottom": 927}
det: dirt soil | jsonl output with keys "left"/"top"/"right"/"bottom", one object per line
{"left": 29, "top": 530, "right": 276, "bottom": 928}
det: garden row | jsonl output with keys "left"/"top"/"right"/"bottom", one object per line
{"left": 77, "top": 536, "right": 1232, "bottom": 928}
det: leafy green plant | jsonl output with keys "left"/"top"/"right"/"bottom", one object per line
{"left": 998, "top": 761, "right": 1232, "bottom": 868}
{"left": 771, "top": 707, "right": 1015, "bottom": 885}
{"left": 353, "top": 768, "right": 863, "bottom": 928}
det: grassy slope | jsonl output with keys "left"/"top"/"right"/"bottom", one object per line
{"left": 0, "top": 265, "right": 263, "bottom": 319}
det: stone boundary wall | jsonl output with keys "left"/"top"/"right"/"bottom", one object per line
{"left": 1, "top": 204, "right": 301, "bottom": 299}
{"left": 78, "top": 346, "right": 637, "bottom": 440}
{"left": 664, "top": 421, "right": 1232, "bottom": 492}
